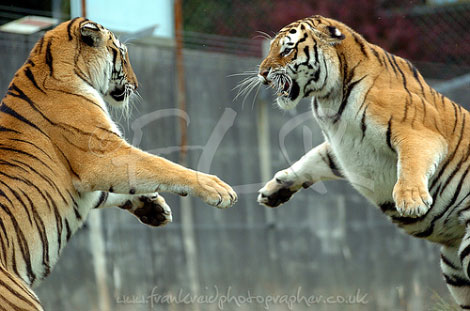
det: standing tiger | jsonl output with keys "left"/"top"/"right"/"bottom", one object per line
{"left": 254, "top": 15, "right": 470, "bottom": 308}
{"left": 0, "top": 18, "right": 237, "bottom": 310}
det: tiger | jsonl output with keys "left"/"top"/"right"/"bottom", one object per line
{"left": 251, "top": 15, "right": 470, "bottom": 308}
{"left": 0, "top": 17, "right": 237, "bottom": 310}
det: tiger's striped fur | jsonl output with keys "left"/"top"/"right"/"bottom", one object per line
{"left": 0, "top": 18, "right": 236, "bottom": 310}
{"left": 255, "top": 15, "right": 470, "bottom": 308}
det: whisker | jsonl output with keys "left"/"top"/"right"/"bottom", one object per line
{"left": 227, "top": 71, "right": 259, "bottom": 77}
{"left": 250, "top": 84, "right": 262, "bottom": 111}
{"left": 254, "top": 31, "right": 272, "bottom": 40}
{"left": 233, "top": 75, "right": 261, "bottom": 106}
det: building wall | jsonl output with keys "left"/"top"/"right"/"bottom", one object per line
{"left": 70, "top": 0, "right": 174, "bottom": 38}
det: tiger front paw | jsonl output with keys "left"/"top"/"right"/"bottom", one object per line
{"left": 393, "top": 181, "right": 432, "bottom": 218}
{"left": 257, "top": 169, "right": 311, "bottom": 208}
{"left": 120, "top": 193, "right": 172, "bottom": 227}
{"left": 193, "top": 173, "right": 237, "bottom": 208}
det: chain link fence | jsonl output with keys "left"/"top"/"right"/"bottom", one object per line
{"left": 182, "top": 0, "right": 470, "bottom": 78}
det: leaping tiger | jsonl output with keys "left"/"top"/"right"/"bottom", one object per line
{"left": 252, "top": 15, "right": 470, "bottom": 308}
{"left": 0, "top": 18, "right": 237, "bottom": 310}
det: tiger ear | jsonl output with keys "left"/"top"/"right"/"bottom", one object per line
{"left": 326, "top": 26, "right": 345, "bottom": 43}
{"left": 80, "top": 22, "right": 103, "bottom": 47}
{"left": 311, "top": 25, "right": 345, "bottom": 46}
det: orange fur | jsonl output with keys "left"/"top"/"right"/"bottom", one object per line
{"left": 0, "top": 18, "right": 236, "bottom": 310}
{"left": 257, "top": 15, "right": 470, "bottom": 307}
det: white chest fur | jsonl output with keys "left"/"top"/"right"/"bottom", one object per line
{"left": 312, "top": 95, "right": 397, "bottom": 205}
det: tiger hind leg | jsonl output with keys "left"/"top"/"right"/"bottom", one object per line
{"left": 0, "top": 264, "right": 43, "bottom": 311}
{"left": 441, "top": 245, "right": 470, "bottom": 309}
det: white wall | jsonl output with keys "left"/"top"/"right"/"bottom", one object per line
{"left": 70, "top": 0, "right": 174, "bottom": 38}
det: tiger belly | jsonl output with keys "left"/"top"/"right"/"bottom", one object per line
{"left": 320, "top": 110, "right": 465, "bottom": 245}
{"left": 325, "top": 118, "right": 397, "bottom": 205}
{"left": 27, "top": 191, "right": 96, "bottom": 288}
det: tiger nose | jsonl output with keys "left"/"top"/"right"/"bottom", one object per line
{"left": 259, "top": 69, "right": 270, "bottom": 84}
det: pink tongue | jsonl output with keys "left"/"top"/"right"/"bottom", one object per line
{"left": 283, "top": 81, "right": 290, "bottom": 91}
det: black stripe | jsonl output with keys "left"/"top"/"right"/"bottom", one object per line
{"left": 110, "top": 47, "right": 118, "bottom": 66}
{"left": 0, "top": 234, "right": 6, "bottom": 268}
{"left": 441, "top": 253, "right": 459, "bottom": 270}
{"left": 67, "top": 17, "right": 80, "bottom": 41}
{"left": 386, "top": 117, "right": 394, "bottom": 152}
{"left": 352, "top": 32, "right": 367, "bottom": 57}
{"left": 0, "top": 202, "right": 35, "bottom": 284}
{"left": 0, "top": 104, "right": 48, "bottom": 137}
{"left": 313, "top": 39, "right": 319, "bottom": 64}
{"left": 0, "top": 126, "right": 20, "bottom": 134}
{"left": 440, "top": 94, "right": 446, "bottom": 108}
{"left": 402, "top": 97, "right": 410, "bottom": 122}
{"left": 385, "top": 52, "right": 398, "bottom": 75}
{"left": 439, "top": 129, "right": 470, "bottom": 196}
{"left": 452, "top": 103, "right": 458, "bottom": 133}
{"left": 94, "top": 192, "right": 108, "bottom": 209}
{"left": 369, "top": 47, "right": 383, "bottom": 66}
{"left": 443, "top": 273, "right": 470, "bottom": 287}
{"left": 65, "top": 189, "right": 82, "bottom": 221}
{"left": 356, "top": 76, "right": 379, "bottom": 115}
{"left": 430, "top": 113, "right": 466, "bottom": 190}
{"left": 11, "top": 158, "right": 68, "bottom": 205}
{"left": 0, "top": 274, "right": 40, "bottom": 309}
{"left": 0, "top": 145, "right": 54, "bottom": 173}
{"left": 45, "top": 39, "right": 53, "bottom": 76}
{"left": 20, "top": 189, "right": 51, "bottom": 277}
{"left": 442, "top": 166, "right": 470, "bottom": 224}
{"left": 417, "top": 167, "right": 470, "bottom": 238}
{"left": 326, "top": 151, "right": 343, "bottom": 178}
{"left": 334, "top": 75, "right": 367, "bottom": 123}
{"left": 11, "top": 243, "right": 19, "bottom": 276}
{"left": 440, "top": 163, "right": 463, "bottom": 196}
{"left": 303, "top": 46, "right": 310, "bottom": 64}
{"left": 312, "top": 97, "right": 319, "bottom": 117}
{"left": 460, "top": 244, "right": 470, "bottom": 264}
{"left": 36, "top": 36, "right": 45, "bottom": 53}
{"left": 420, "top": 97, "right": 427, "bottom": 122}
{"left": 0, "top": 194, "right": 11, "bottom": 246}
{"left": 45, "top": 191, "right": 63, "bottom": 254}
{"left": 65, "top": 219, "right": 72, "bottom": 241}
{"left": 24, "top": 67, "right": 46, "bottom": 94}
{"left": 391, "top": 55, "right": 411, "bottom": 98}
{"left": 54, "top": 89, "right": 105, "bottom": 113}
{"left": 360, "top": 107, "right": 367, "bottom": 141}
{"left": 1, "top": 263, "right": 39, "bottom": 302}
{"left": 2, "top": 179, "right": 33, "bottom": 225}
{"left": 56, "top": 147, "right": 80, "bottom": 180}
{"left": 9, "top": 138, "right": 53, "bottom": 160}
{"left": 406, "top": 60, "right": 424, "bottom": 94}
{"left": 7, "top": 83, "right": 58, "bottom": 128}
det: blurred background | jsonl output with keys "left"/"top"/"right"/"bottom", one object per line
{"left": 0, "top": 0, "right": 469, "bottom": 310}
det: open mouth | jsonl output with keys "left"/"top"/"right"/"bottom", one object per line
{"left": 276, "top": 79, "right": 300, "bottom": 101}
{"left": 269, "top": 73, "right": 293, "bottom": 98}
{"left": 110, "top": 87, "right": 127, "bottom": 102}
{"left": 278, "top": 80, "right": 290, "bottom": 97}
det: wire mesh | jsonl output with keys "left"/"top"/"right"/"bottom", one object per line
{"left": 182, "top": 0, "right": 470, "bottom": 78}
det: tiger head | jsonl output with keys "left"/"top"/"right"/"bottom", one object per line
{"left": 34, "top": 18, "right": 138, "bottom": 108}
{"left": 259, "top": 15, "right": 346, "bottom": 109}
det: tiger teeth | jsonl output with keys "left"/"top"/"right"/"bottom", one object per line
{"left": 277, "top": 91, "right": 289, "bottom": 97}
